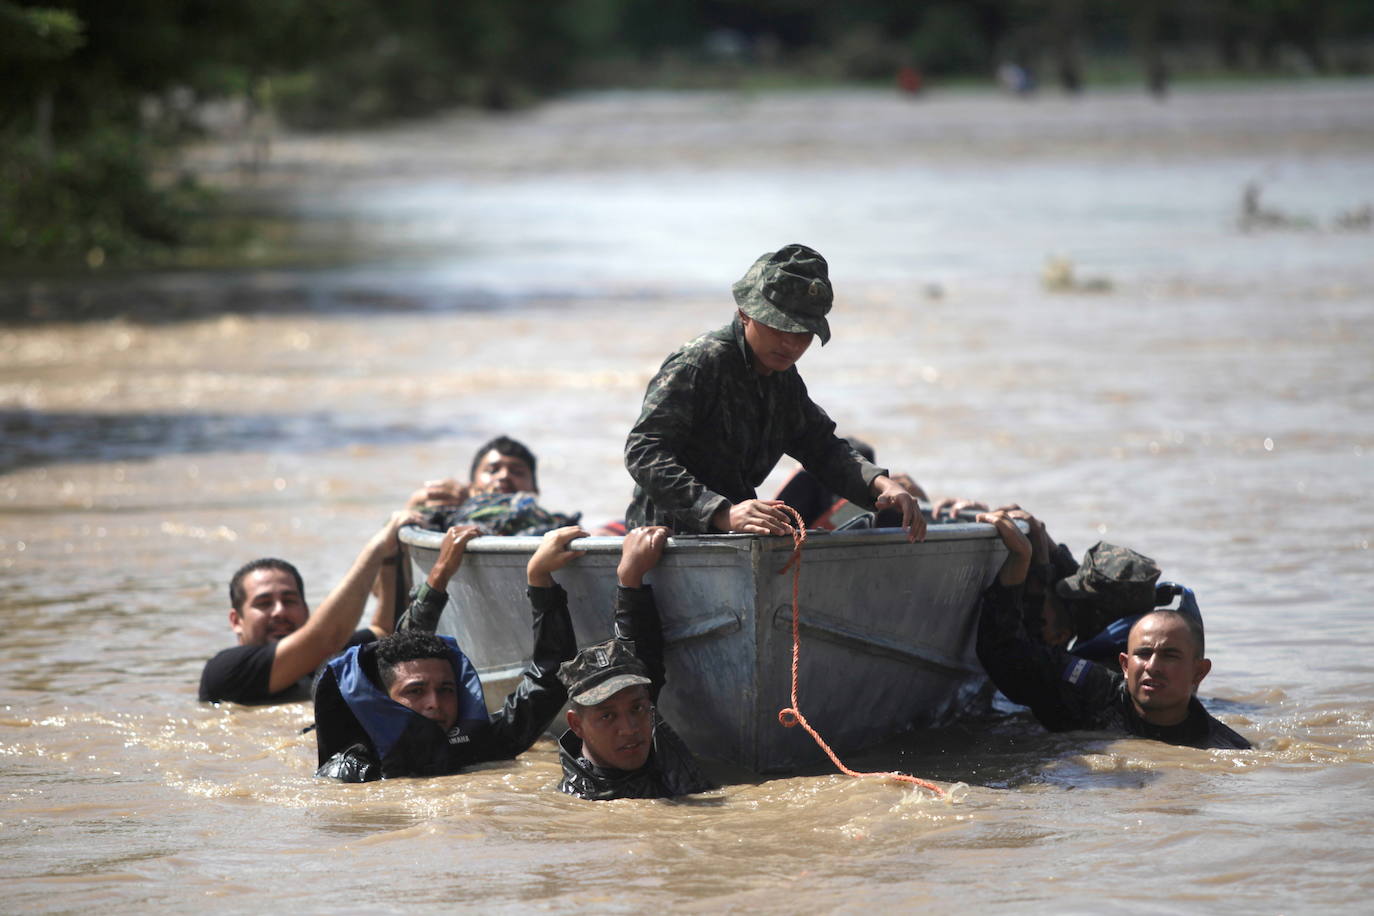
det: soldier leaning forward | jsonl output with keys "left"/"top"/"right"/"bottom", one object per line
{"left": 624, "top": 243, "right": 925, "bottom": 541}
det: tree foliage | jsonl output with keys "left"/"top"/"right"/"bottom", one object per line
{"left": 1, "top": 0, "right": 1370, "bottom": 267}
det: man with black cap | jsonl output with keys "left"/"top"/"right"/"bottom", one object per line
{"left": 552, "top": 526, "right": 715, "bottom": 799}
{"left": 624, "top": 243, "right": 925, "bottom": 540}
{"left": 975, "top": 508, "right": 1250, "bottom": 750}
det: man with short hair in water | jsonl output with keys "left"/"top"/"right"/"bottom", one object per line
{"left": 199, "top": 512, "right": 415, "bottom": 705}
{"left": 311, "top": 526, "right": 581, "bottom": 782}
{"left": 407, "top": 434, "right": 541, "bottom": 509}
{"left": 550, "top": 526, "right": 715, "bottom": 800}
{"left": 374, "top": 630, "right": 474, "bottom": 733}
{"left": 407, "top": 434, "right": 580, "bottom": 538}
{"left": 975, "top": 508, "right": 1250, "bottom": 750}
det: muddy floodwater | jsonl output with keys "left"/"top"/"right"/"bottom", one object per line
{"left": 3, "top": 82, "right": 1373, "bottom": 912}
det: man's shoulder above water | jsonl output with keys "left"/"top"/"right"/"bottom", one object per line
{"left": 1059, "top": 659, "right": 1252, "bottom": 751}
{"left": 1113, "top": 685, "right": 1252, "bottom": 750}
{"left": 199, "top": 630, "right": 376, "bottom": 705}
{"left": 198, "top": 642, "right": 294, "bottom": 705}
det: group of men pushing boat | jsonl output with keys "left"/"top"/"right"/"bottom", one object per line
{"left": 200, "top": 243, "right": 1250, "bottom": 800}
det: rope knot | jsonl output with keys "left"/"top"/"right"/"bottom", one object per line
{"left": 778, "top": 708, "right": 799, "bottom": 728}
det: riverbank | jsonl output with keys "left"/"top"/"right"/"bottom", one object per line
{"left": 5, "top": 79, "right": 1372, "bottom": 326}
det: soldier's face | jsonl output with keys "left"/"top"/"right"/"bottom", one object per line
{"left": 1119, "top": 614, "right": 1210, "bottom": 725}
{"left": 567, "top": 685, "right": 655, "bottom": 771}
{"left": 741, "top": 314, "right": 814, "bottom": 375}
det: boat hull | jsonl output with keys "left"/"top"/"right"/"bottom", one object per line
{"left": 399, "top": 524, "right": 1006, "bottom": 773}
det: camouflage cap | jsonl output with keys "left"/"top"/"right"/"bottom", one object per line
{"left": 1055, "top": 542, "right": 1161, "bottom": 635}
{"left": 557, "top": 639, "right": 651, "bottom": 706}
{"left": 732, "top": 243, "right": 833, "bottom": 345}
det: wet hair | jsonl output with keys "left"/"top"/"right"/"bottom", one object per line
{"left": 1134, "top": 609, "right": 1206, "bottom": 658}
{"left": 375, "top": 631, "right": 452, "bottom": 691}
{"left": 228, "top": 558, "right": 304, "bottom": 611}
{"left": 469, "top": 435, "right": 538, "bottom": 491}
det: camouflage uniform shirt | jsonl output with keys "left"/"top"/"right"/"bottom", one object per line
{"left": 624, "top": 314, "right": 885, "bottom": 533}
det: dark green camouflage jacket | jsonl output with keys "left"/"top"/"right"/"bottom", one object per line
{"left": 624, "top": 315, "right": 884, "bottom": 533}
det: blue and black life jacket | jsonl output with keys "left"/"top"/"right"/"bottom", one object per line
{"left": 313, "top": 636, "right": 490, "bottom": 777}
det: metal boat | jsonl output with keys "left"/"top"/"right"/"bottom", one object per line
{"left": 398, "top": 521, "right": 1009, "bottom": 773}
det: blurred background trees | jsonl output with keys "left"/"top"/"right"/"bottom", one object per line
{"left": 3, "top": 0, "right": 1373, "bottom": 266}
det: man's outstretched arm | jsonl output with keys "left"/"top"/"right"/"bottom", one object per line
{"left": 266, "top": 511, "right": 415, "bottom": 694}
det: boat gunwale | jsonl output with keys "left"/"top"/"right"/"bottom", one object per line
{"left": 399, "top": 519, "right": 1008, "bottom": 554}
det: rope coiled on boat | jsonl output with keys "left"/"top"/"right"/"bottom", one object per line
{"left": 774, "top": 504, "right": 946, "bottom": 797}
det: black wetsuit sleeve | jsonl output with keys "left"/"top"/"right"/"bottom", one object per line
{"left": 614, "top": 584, "right": 666, "bottom": 701}
{"left": 397, "top": 582, "right": 448, "bottom": 633}
{"left": 199, "top": 644, "right": 278, "bottom": 703}
{"left": 976, "top": 580, "right": 1119, "bottom": 732}
{"left": 479, "top": 584, "right": 577, "bottom": 758}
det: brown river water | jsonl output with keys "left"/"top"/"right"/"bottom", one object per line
{"left": 2, "top": 82, "right": 1373, "bottom": 912}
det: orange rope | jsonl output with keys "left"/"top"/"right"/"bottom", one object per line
{"left": 774, "top": 505, "right": 946, "bottom": 797}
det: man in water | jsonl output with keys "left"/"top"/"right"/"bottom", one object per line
{"left": 624, "top": 243, "right": 924, "bottom": 541}
{"left": 975, "top": 508, "right": 1250, "bottom": 749}
{"left": 312, "top": 526, "right": 582, "bottom": 781}
{"left": 407, "top": 434, "right": 579, "bottom": 537}
{"left": 552, "top": 526, "right": 714, "bottom": 799}
{"left": 199, "top": 511, "right": 415, "bottom": 704}
{"left": 406, "top": 435, "right": 541, "bottom": 509}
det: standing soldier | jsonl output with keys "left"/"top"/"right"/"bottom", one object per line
{"left": 624, "top": 243, "right": 925, "bottom": 540}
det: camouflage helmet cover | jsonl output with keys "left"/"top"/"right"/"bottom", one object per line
{"left": 732, "top": 243, "right": 833, "bottom": 345}
{"left": 557, "top": 638, "right": 652, "bottom": 706}
{"left": 1055, "top": 541, "right": 1162, "bottom": 636}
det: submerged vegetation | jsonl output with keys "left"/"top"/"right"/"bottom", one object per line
{"left": 3, "top": 0, "right": 1373, "bottom": 269}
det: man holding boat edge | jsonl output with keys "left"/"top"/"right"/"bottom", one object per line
{"left": 976, "top": 508, "right": 1250, "bottom": 750}
{"left": 551, "top": 525, "right": 715, "bottom": 799}
{"left": 624, "top": 243, "right": 925, "bottom": 541}
{"left": 199, "top": 511, "right": 416, "bottom": 705}
{"left": 311, "top": 525, "right": 580, "bottom": 781}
